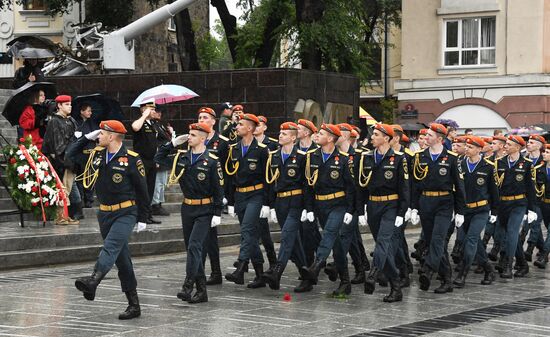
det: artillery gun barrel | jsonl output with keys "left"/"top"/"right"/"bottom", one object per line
{"left": 110, "top": 0, "right": 197, "bottom": 43}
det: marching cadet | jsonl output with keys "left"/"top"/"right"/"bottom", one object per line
{"left": 493, "top": 135, "right": 537, "bottom": 278}
{"left": 301, "top": 124, "right": 356, "bottom": 297}
{"left": 197, "top": 107, "right": 230, "bottom": 286}
{"left": 254, "top": 115, "right": 279, "bottom": 268}
{"left": 534, "top": 144, "right": 550, "bottom": 268}
{"left": 521, "top": 135, "right": 546, "bottom": 263}
{"left": 482, "top": 137, "right": 494, "bottom": 157}
{"left": 357, "top": 123, "right": 410, "bottom": 302}
{"left": 350, "top": 127, "right": 361, "bottom": 149}
{"left": 453, "top": 136, "right": 499, "bottom": 288}
{"left": 68, "top": 120, "right": 150, "bottom": 320}
{"left": 224, "top": 113, "right": 270, "bottom": 288}
{"left": 296, "top": 119, "right": 321, "bottom": 267}
{"left": 154, "top": 122, "right": 224, "bottom": 304}
{"left": 410, "top": 123, "right": 466, "bottom": 294}
{"left": 450, "top": 136, "right": 467, "bottom": 266}
{"left": 261, "top": 122, "right": 312, "bottom": 292}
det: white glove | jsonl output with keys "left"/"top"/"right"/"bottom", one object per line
{"left": 395, "top": 216, "right": 404, "bottom": 228}
{"left": 74, "top": 131, "right": 82, "bottom": 138}
{"left": 85, "top": 129, "right": 101, "bottom": 141}
{"left": 135, "top": 222, "right": 147, "bottom": 232}
{"left": 528, "top": 210, "right": 538, "bottom": 223}
{"left": 358, "top": 214, "right": 367, "bottom": 226}
{"left": 172, "top": 134, "right": 189, "bottom": 147}
{"left": 410, "top": 209, "right": 420, "bottom": 226}
{"left": 489, "top": 213, "right": 497, "bottom": 224}
{"left": 300, "top": 210, "right": 307, "bottom": 222}
{"left": 227, "top": 206, "right": 236, "bottom": 217}
{"left": 343, "top": 212, "right": 353, "bottom": 225}
{"left": 523, "top": 214, "right": 527, "bottom": 222}
{"left": 211, "top": 215, "right": 221, "bottom": 227}
{"left": 260, "top": 205, "right": 270, "bottom": 219}
{"left": 451, "top": 211, "right": 456, "bottom": 221}
{"left": 270, "top": 209, "right": 278, "bottom": 223}
{"left": 404, "top": 208, "right": 412, "bottom": 222}
{"left": 306, "top": 212, "right": 315, "bottom": 222}
{"left": 455, "top": 214, "right": 465, "bottom": 228}
{"left": 223, "top": 197, "right": 228, "bottom": 206}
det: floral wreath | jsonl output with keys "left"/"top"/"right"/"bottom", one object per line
{"left": 1, "top": 136, "right": 68, "bottom": 221}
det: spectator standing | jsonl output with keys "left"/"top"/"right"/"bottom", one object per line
{"left": 18, "top": 89, "right": 46, "bottom": 149}
{"left": 74, "top": 103, "right": 99, "bottom": 208}
{"left": 150, "top": 108, "right": 172, "bottom": 216}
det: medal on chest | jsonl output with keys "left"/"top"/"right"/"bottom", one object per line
{"left": 334, "top": 155, "right": 339, "bottom": 165}
{"left": 118, "top": 157, "right": 128, "bottom": 166}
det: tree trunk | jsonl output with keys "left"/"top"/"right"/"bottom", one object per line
{"left": 294, "top": 0, "right": 324, "bottom": 70}
{"left": 211, "top": 0, "right": 238, "bottom": 64}
{"left": 174, "top": 8, "right": 201, "bottom": 71}
{"left": 253, "top": 4, "right": 285, "bottom": 67}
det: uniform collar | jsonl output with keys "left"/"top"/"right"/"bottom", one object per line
{"left": 237, "top": 137, "right": 258, "bottom": 156}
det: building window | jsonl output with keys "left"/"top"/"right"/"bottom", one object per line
{"left": 22, "top": 0, "right": 46, "bottom": 10}
{"left": 443, "top": 17, "right": 495, "bottom": 67}
{"left": 168, "top": 18, "right": 176, "bottom": 31}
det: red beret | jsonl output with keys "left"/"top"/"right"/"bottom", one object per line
{"left": 100, "top": 120, "right": 127, "bottom": 134}
{"left": 321, "top": 123, "right": 341, "bottom": 138}
{"left": 258, "top": 115, "right": 267, "bottom": 124}
{"left": 232, "top": 104, "right": 244, "bottom": 112}
{"left": 280, "top": 122, "right": 298, "bottom": 131}
{"left": 546, "top": 144, "right": 550, "bottom": 150}
{"left": 297, "top": 119, "right": 318, "bottom": 133}
{"left": 55, "top": 95, "right": 71, "bottom": 103}
{"left": 508, "top": 135, "right": 526, "bottom": 147}
{"left": 482, "top": 137, "right": 493, "bottom": 143}
{"left": 241, "top": 113, "right": 260, "bottom": 125}
{"left": 419, "top": 128, "right": 428, "bottom": 135}
{"left": 338, "top": 123, "right": 354, "bottom": 132}
{"left": 374, "top": 123, "right": 395, "bottom": 138}
{"left": 453, "top": 136, "right": 467, "bottom": 144}
{"left": 189, "top": 122, "right": 212, "bottom": 134}
{"left": 466, "top": 136, "right": 485, "bottom": 148}
{"left": 401, "top": 134, "right": 410, "bottom": 144}
{"left": 493, "top": 135, "right": 507, "bottom": 143}
{"left": 198, "top": 107, "right": 216, "bottom": 118}
{"left": 350, "top": 129, "right": 359, "bottom": 138}
{"left": 430, "top": 123, "right": 448, "bottom": 136}
{"left": 391, "top": 124, "right": 404, "bottom": 133}
{"left": 529, "top": 134, "right": 546, "bottom": 144}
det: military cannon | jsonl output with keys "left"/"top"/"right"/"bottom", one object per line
{"left": 42, "top": 0, "right": 197, "bottom": 76}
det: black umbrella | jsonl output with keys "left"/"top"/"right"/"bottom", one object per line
{"left": 7, "top": 36, "right": 59, "bottom": 51}
{"left": 400, "top": 122, "right": 426, "bottom": 131}
{"left": 1, "top": 82, "right": 57, "bottom": 126}
{"left": 7, "top": 43, "right": 55, "bottom": 59}
{"left": 71, "top": 93, "right": 124, "bottom": 123}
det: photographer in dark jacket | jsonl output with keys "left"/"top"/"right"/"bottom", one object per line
{"left": 12, "top": 59, "right": 45, "bottom": 89}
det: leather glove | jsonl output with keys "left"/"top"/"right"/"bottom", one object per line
{"left": 223, "top": 197, "right": 228, "bottom": 206}
{"left": 343, "top": 212, "right": 353, "bottom": 225}
{"left": 528, "top": 210, "right": 538, "bottom": 223}
{"left": 300, "top": 210, "right": 307, "bottom": 222}
{"left": 306, "top": 212, "right": 315, "bottom": 222}
{"left": 135, "top": 222, "right": 147, "bottom": 232}
{"left": 85, "top": 129, "right": 101, "bottom": 141}
{"left": 455, "top": 214, "right": 465, "bottom": 228}
{"left": 394, "top": 216, "right": 404, "bottom": 228}
{"left": 172, "top": 134, "right": 188, "bottom": 147}
{"left": 358, "top": 212, "right": 367, "bottom": 226}
{"left": 270, "top": 209, "right": 278, "bottom": 223}
{"left": 227, "top": 206, "right": 236, "bottom": 217}
{"left": 260, "top": 205, "right": 270, "bottom": 219}
{"left": 404, "top": 208, "right": 412, "bottom": 222}
{"left": 410, "top": 209, "right": 420, "bottom": 225}
{"left": 211, "top": 216, "right": 221, "bottom": 227}
{"left": 489, "top": 213, "right": 497, "bottom": 224}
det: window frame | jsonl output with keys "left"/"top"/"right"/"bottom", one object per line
{"left": 168, "top": 17, "right": 176, "bottom": 32}
{"left": 21, "top": 0, "right": 46, "bottom": 11}
{"left": 442, "top": 16, "right": 496, "bottom": 68}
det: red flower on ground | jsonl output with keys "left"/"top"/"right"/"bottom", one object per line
{"left": 283, "top": 293, "right": 292, "bottom": 302}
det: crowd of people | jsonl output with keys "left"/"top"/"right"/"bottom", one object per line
{"left": 19, "top": 96, "right": 543, "bottom": 320}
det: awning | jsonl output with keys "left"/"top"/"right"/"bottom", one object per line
{"left": 359, "top": 107, "right": 377, "bottom": 125}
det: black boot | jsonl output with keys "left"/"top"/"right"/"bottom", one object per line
{"left": 482, "top": 233, "right": 491, "bottom": 247}
{"left": 524, "top": 243, "right": 535, "bottom": 262}
{"left": 383, "top": 277, "right": 403, "bottom": 303}
{"left": 71, "top": 202, "right": 84, "bottom": 220}
{"left": 452, "top": 265, "right": 469, "bottom": 288}
{"left": 262, "top": 262, "right": 284, "bottom": 290}
{"left": 514, "top": 255, "right": 529, "bottom": 277}
{"left": 398, "top": 264, "right": 410, "bottom": 288}
{"left": 364, "top": 267, "right": 379, "bottom": 294}
{"left": 206, "top": 258, "right": 223, "bottom": 285}
{"left": 233, "top": 260, "right": 249, "bottom": 272}
{"left": 451, "top": 243, "right": 462, "bottom": 265}
{"left": 188, "top": 276, "right": 208, "bottom": 304}
{"left": 488, "top": 243, "right": 501, "bottom": 262}
{"left": 301, "top": 260, "right": 325, "bottom": 281}
{"left": 324, "top": 262, "right": 339, "bottom": 282}
{"left": 225, "top": 260, "right": 247, "bottom": 285}
{"left": 247, "top": 263, "right": 266, "bottom": 288}
{"left": 481, "top": 262, "right": 496, "bottom": 285}
{"left": 294, "top": 268, "right": 314, "bottom": 292}
{"left": 500, "top": 257, "right": 513, "bottom": 279}
{"left": 534, "top": 252, "right": 549, "bottom": 269}
{"left": 434, "top": 274, "right": 453, "bottom": 294}
{"left": 266, "top": 251, "right": 277, "bottom": 270}
{"left": 119, "top": 290, "right": 141, "bottom": 320}
{"left": 75, "top": 270, "right": 105, "bottom": 301}
{"left": 350, "top": 263, "right": 366, "bottom": 284}
{"left": 364, "top": 256, "right": 371, "bottom": 272}
{"left": 495, "top": 254, "right": 506, "bottom": 273}
{"left": 332, "top": 268, "right": 351, "bottom": 297}
{"left": 418, "top": 266, "right": 433, "bottom": 291}
{"left": 147, "top": 216, "right": 161, "bottom": 224}
{"left": 176, "top": 276, "right": 194, "bottom": 301}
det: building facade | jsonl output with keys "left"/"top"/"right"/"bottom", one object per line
{"left": 396, "top": 0, "right": 550, "bottom": 133}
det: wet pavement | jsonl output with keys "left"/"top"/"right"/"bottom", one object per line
{"left": 2, "top": 233, "right": 550, "bottom": 337}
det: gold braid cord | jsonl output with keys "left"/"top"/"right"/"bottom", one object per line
{"left": 265, "top": 151, "right": 280, "bottom": 184}
{"left": 413, "top": 153, "right": 428, "bottom": 181}
{"left": 225, "top": 147, "right": 239, "bottom": 176}
{"left": 75, "top": 150, "right": 99, "bottom": 189}
{"left": 305, "top": 152, "right": 318, "bottom": 186}
{"left": 168, "top": 151, "right": 186, "bottom": 186}
{"left": 533, "top": 165, "right": 545, "bottom": 198}
{"left": 494, "top": 160, "right": 504, "bottom": 188}
{"left": 358, "top": 154, "right": 373, "bottom": 188}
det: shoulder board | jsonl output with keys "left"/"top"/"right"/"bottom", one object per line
{"left": 405, "top": 148, "right": 414, "bottom": 156}
{"left": 447, "top": 150, "right": 458, "bottom": 156}
{"left": 355, "top": 148, "right": 363, "bottom": 153}
{"left": 127, "top": 150, "right": 139, "bottom": 157}
{"left": 524, "top": 157, "right": 533, "bottom": 163}
{"left": 94, "top": 146, "right": 104, "bottom": 151}
{"left": 219, "top": 134, "right": 229, "bottom": 141}
{"left": 268, "top": 137, "right": 278, "bottom": 142}
{"left": 297, "top": 150, "right": 306, "bottom": 155}
{"left": 416, "top": 149, "right": 424, "bottom": 154}
{"left": 484, "top": 158, "right": 495, "bottom": 166}
{"left": 394, "top": 150, "right": 404, "bottom": 155}
{"left": 339, "top": 151, "right": 349, "bottom": 156}
{"left": 362, "top": 149, "right": 373, "bottom": 155}
{"left": 208, "top": 153, "right": 219, "bottom": 160}
{"left": 258, "top": 142, "right": 267, "bottom": 148}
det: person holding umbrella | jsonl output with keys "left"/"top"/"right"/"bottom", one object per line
{"left": 18, "top": 89, "right": 46, "bottom": 149}
{"left": 12, "top": 59, "right": 45, "bottom": 89}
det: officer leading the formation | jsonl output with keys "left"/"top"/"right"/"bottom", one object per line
{"left": 68, "top": 120, "right": 150, "bottom": 320}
